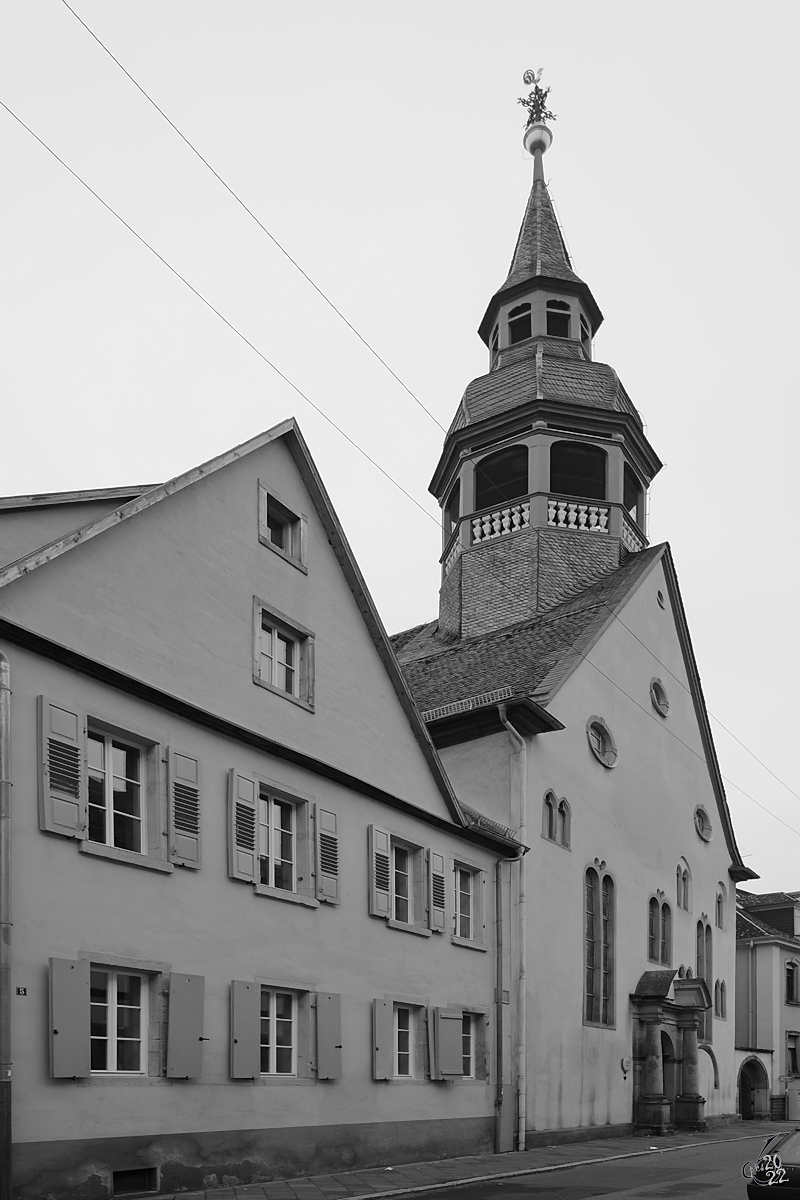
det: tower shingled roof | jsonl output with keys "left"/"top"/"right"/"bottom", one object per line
{"left": 501, "top": 173, "right": 583, "bottom": 292}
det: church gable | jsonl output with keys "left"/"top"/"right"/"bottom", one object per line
{"left": 0, "top": 423, "right": 459, "bottom": 823}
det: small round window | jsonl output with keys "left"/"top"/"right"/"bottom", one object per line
{"left": 657, "top": 590, "right": 666, "bottom": 609}
{"left": 586, "top": 717, "right": 618, "bottom": 768}
{"left": 694, "top": 806, "right": 712, "bottom": 842}
{"left": 650, "top": 678, "right": 670, "bottom": 717}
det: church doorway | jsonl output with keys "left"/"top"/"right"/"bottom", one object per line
{"left": 661, "top": 1031, "right": 678, "bottom": 1124}
{"left": 738, "top": 1058, "right": 769, "bottom": 1120}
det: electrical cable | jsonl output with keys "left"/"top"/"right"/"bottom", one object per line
{"left": 58, "top": 0, "right": 448, "bottom": 434}
{"left": 3, "top": 97, "right": 795, "bottom": 849}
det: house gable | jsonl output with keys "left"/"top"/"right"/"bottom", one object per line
{"left": 0, "top": 422, "right": 462, "bottom": 825}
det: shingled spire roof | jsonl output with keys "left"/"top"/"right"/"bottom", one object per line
{"left": 478, "top": 139, "right": 603, "bottom": 343}
{"left": 502, "top": 162, "right": 583, "bottom": 291}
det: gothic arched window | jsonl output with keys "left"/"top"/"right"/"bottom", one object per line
{"left": 474, "top": 445, "right": 528, "bottom": 511}
{"left": 508, "top": 303, "right": 532, "bottom": 345}
{"left": 542, "top": 793, "right": 556, "bottom": 841}
{"left": 550, "top": 441, "right": 606, "bottom": 502}
{"left": 647, "top": 897, "right": 659, "bottom": 961}
{"left": 676, "top": 859, "right": 691, "bottom": 911}
{"left": 585, "top": 867, "right": 614, "bottom": 1026}
{"left": 557, "top": 799, "right": 571, "bottom": 849}
{"left": 660, "top": 903, "right": 672, "bottom": 966}
{"left": 546, "top": 299, "right": 570, "bottom": 338}
{"left": 697, "top": 920, "right": 713, "bottom": 1042}
{"left": 715, "top": 886, "right": 725, "bottom": 929}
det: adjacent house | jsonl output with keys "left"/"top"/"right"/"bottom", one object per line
{"left": 1, "top": 420, "right": 523, "bottom": 1198}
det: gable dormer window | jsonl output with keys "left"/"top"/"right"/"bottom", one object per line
{"left": 508, "top": 304, "right": 532, "bottom": 345}
{"left": 546, "top": 299, "right": 571, "bottom": 338}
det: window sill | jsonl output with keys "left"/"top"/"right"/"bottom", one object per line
{"left": 253, "top": 675, "right": 314, "bottom": 713}
{"left": 386, "top": 919, "right": 431, "bottom": 938}
{"left": 257, "top": 1075, "right": 315, "bottom": 1085}
{"left": 254, "top": 883, "right": 319, "bottom": 908}
{"left": 451, "top": 936, "right": 487, "bottom": 952}
{"left": 79, "top": 841, "right": 174, "bottom": 873}
{"left": 583, "top": 1020, "right": 617, "bottom": 1031}
{"left": 786, "top": 1000, "right": 800, "bottom": 1007}
{"left": 258, "top": 533, "right": 308, "bottom": 574}
{"left": 78, "top": 1075, "right": 166, "bottom": 1086}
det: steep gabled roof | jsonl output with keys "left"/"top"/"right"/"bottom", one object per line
{"left": 393, "top": 541, "right": 755, "bottom": 882}
{"left": 0, "top": 420, "right": 508, "bottom": 846}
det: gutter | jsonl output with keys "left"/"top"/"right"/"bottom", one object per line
{"left": 499, "top": 703, "right": 527, "bottom": 1152}
{"left": 0, "top": 652, "right": 11, "bottom": 1200}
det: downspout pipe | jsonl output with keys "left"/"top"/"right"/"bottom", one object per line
{"left": 0, "top": 652, "right": 11, "bottom": 1200}
{"left": 499, "top": 704, "right": 527, "bottom": 1152}
{"left": 494, "top": 850, "right": 523, "bottom": 1153}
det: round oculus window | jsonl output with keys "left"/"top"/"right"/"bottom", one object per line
{"left": 694, "top": 806, "right": 712, "bottom": 842}
{"left": 586, "top": 717, "right": 618, "bottom": 768}
{"left": 650, "top": 678, "right": 670, "bottom": 717}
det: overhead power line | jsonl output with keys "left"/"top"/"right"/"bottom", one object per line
{"left": 59, "top": 0, "right": 447, "bottom": 434}
{"left": 2, "top": 97, "right": 795, "bottom": 852}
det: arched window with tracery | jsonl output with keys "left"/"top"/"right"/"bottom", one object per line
{"left": 715, "top": 885, "right": 726, "bottom": 929}
{"left": 676, "top": 859, "right": 691, "bottom": 911}
{"left": 585, "top": 866, "right": 614, "bottom": 1026}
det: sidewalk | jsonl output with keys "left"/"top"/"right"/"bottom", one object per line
{"left": 173, "top": 1120, "right": 792, "bottom": 1200}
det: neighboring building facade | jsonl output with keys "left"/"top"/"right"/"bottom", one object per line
{"left": 0, "top": 421, "right": 523, "bottom": 1198}
{"left": 393, "top": 124, "right": 755, "bottom": 1143}
{"left": 736, "top": 890, "right": 800, "bottom": 1122}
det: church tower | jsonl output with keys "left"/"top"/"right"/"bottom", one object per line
{"left": 432, "top": 113, "right": 662, "bottom": 640}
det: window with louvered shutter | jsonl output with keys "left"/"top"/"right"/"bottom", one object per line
{"left": 427, "top": 851, "right": 446, "bottom": 932}
{"left": 168, "top": 749, "right": 201, "bottom": 869}
{"left": 315, "top": 807, "right": 340, "bottom": 904}
{"left": 228, "top": 771, "right": 257, "bottom": 882}
{"left": 368, "top": 826, "right": 391, "bottom": 917}
{"left": 38, "top": 697, "right": 87, "bottom": 839}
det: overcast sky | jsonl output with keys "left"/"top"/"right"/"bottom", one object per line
{"left": 2, "top": 1, "right": 799, "bottom": 891}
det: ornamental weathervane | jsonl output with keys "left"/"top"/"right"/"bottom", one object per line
{"left": 518, "top": 68, "right": 556, "bottom": 127}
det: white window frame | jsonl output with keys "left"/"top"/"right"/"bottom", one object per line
{"left": 259, "top": 986, "right": 298, "bottom": 1077}
{"left": 90, "top": 966, "right": 148, "bottom": 1075}
{"left": 461, "top": 1012, "right": 474, "bottom": 1079}
{"left": 87, "top": 729, "right": 146, "bottom": 855}
{"left": 393, "top": 843, "right": 413, "bottom": 925}
{"left": 455, "top": 866, "right": 473, "bottom": 940}
{"left": 450, "top": 858, "right": 486, "bottom": 949}
{"left": 258, "top": 481, "right": 308, "bottom": 573}
{"left": 258, "top": 790, "right": 296, "bottom": 892}
{"left": 253, "top": 599, "right": 315, "bottom": 711}
{"left": 394, "top": 1004, "right": 414, "bottom": 1078}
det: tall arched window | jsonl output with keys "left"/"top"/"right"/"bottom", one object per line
{"left": 660, "top": 903, "right": 672, "bottom": 966}
{"left": 508, "top": 303, "right": 532, "bottom": 344}
{"left": 714, "top": 980, "right": 721, "bottom": 1017}
{"left": 720, "top": 980, "right": 727, "bottom": 1018}
{"left": 715, "top": 886, "right": 726, "bottom": 929}
{"left": 647, "top": 897, "right": 659, "bottom": 961}
{"left": 474, "top": 445, "right": 529, "bottom": 511}
{"left": 546, "top": 299, "right": 570, "bottom": 338}
{"left": 549, "top": 441, "right": 606, "bottom": 502}
{"left": 676, "top": 859, "right": 691, "bottom": 911}
{"left": 542, "top": 793, "right": 556, "bottom": 841}
{"left": 697, "top": 920, "right": 713, "bottom": 1041}
{"left": 676, "top": 865, "right": 683, "bottom": 908}
{"left": 557, "top": 799, "right": 571, "bottom": 849}
{"left": 585, "top": 866, "right": 614, "bottom": 1026}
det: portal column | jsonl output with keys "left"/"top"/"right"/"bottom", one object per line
{"left": 675, "top": 1012, "right": 707, "bottom": 1131}
{"left": 635, "top": 1007, "right": 672, "bottom": 1134}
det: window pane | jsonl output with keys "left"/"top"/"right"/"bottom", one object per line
{"left": 90, "top": 1038, "right": 107, "bottom": 1071}
{"left": 116, "top": 1039, "right": 140, "bottom": 1072}
{"left": 267, "top": 511, "right": 286, "bottom": 550}
{"left": 113, "top": 776, "right": 140, "bottom": 818}
{"left": 90, "top": 971, "right": 108, "bottom": 1003}
{"left": 394, "top": 847, "right": 410, "bottom": 923}
{"left": 275, "top": 1047, "right": 292, "bottom": 1074}
{"left": 113, "top": 812, "right": 140, "bottom": 853}
{"left": 462, "top": 1014, "right": 473, "bottom": 1077}
{"left": 396, "top": 1007, "right": 411, "bottom": 1076}
{"left": 112, "top": 742, "right": 139, "bottom": 783}
{"left": 87, "top": 733, "right": 105, "bottom": 771}
{"left": 117, "top": 1004, "right": 141, "bottom": 1040}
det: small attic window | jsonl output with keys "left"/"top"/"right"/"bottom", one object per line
{"left": 258, "top": 482, "right": 307, "bottom": 572}
{"left": 546, "top": 300, "right": 570, "bottom": 338}
{"left": 490, "top": 324, "right": 499, "bottom": 366}
{"left": 580, "top": 314, "right": 591, "bottom": 354}
{"left": 508, "top": 304, "right": 532, "bottom": 345}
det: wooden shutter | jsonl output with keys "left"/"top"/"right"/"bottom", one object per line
{"left": 228, "top": 770, "right": 257, "bottom": 882}
{"left": 230, "top": 980, "right": 260, "bottom": 1079}
{"left": 372, "top": 998, "right": 393, "bottom": 1080}
{"left": 38, "top": 697, "right": 86, "bottom": 839}
{"left": 316, "top": 992, "right": 342, "bottom": 1080}
{"left": 368, "top": 826, "right": 391, "bottom": 918}
{"left": 166, "top": 973, "right": 205, "bottom": 1078}
{"left": 427, "top": 850, "right": 447, "bottom": 932}
{"left": 49, "top": 958, "right": 90, "bottom": 1078}
{"left": 315, "top": 806, "right": 339, "bottom": 904}
{"left": 434, "top": 1007, "right": 464, "bottom": 1078}
{"left": 168, "top": 749, "right": 201, "bottom": 869}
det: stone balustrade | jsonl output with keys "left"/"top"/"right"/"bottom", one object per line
{"left": 621, "top": 510, "right": 646, "bottom": 554}
{"left": 547, "top": 498, "right": 609, "bottom": 533}
{"left": 471, "top": 500, "right": 531, "bottom": 545}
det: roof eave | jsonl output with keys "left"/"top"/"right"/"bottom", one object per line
{"left": 424, "top": 696, "right": 564, "bottom": 750}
